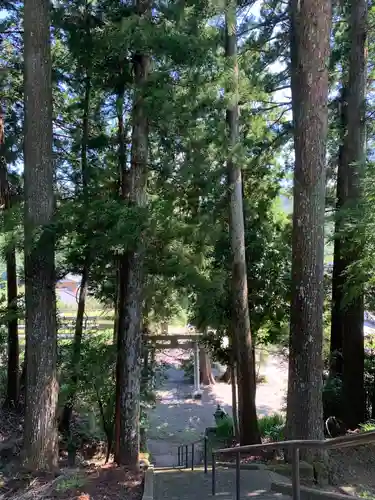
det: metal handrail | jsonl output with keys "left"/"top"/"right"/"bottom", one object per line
{"left": 177, "top": 435, "right": 208, "bottom": 473}
{"left": 212, "top": 430, "right": 375, "bottom": 500}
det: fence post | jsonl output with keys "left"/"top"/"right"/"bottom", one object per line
{"left": 178, "top": 446, "right": 181, "bottom": 466}
{"left": 204, "top": 436, "right": 208, "bottom": 474}
{"left": 291, "top": 447, "right": 301, "bottom": 500}
{"left": 185, "top": 445, "right": 188, "bottom": 468}
{"left": 236, "top": 451, "right": 240, "bottom": 500}
{"left": 212, "top": 452, "right": 216, "bottom": 495}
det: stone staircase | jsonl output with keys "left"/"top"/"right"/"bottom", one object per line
{"left": 153, "top": 467, "right": 292, "bottom": 500}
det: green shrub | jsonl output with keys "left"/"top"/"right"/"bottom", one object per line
{"left": 258, "top": 413, "right": 285, "bottom": 442}
{"left": 359, "top": 420, "right": 375, "bottom": 432}
{"left": 358, "top": 489, "right": 375, "bottom": 499}
{"left": 58, "top": 331, "right": 157, "bottom": 458}
{"left": 215, "top": 415, "right": 234, "bottom": 439}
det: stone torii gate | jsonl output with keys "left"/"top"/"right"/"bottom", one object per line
{"left": 144, "top": 333, "right": 203, "bottom": 399}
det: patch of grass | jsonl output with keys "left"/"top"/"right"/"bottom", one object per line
{"left": 56, "top": 474, "right": 86, "bottom": 492}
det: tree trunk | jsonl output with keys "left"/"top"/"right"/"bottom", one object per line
{"left": 114, "top": 0, "right": 151, "bottom": 468}
{"left": 225, "top": 0, "right": 260, "bottom": 446}
{"left": 230, "top": 362, "right": 240, "bottom": 442}
{"left": 341, "top": 0, "right": 367, "bottom": 429}
{"left": 199, "top": 346, "right": 215, "bottom": 385}
{"left": 113, "top": 82, "right": 126, "bottom": 347}
{"left": 113, "top": 262, "right": 119, "bottom": 345}
{"left": 286, "top": 0, "right": 331, "bottom": 459}
{"left": 61, "top": 23, "right": 92, "bottom": 434}
{"left": 5, "top": 244, "right": 19, "bottom": 409}
{"left": 220, "top": 367, "right": 231, "bottom": 383}
{"left": 371, "top": 374, "right": 375, "bottom": 419}
{"left": 23, "top": 0, "right": 58, "bottom": 470}
{"left": 0, "top": 112, "right": 19, "bottom": 409}
{"left": 60, "top": 267, "right": 89, "bottom": 434}
{"left": 114, "top": 80, "right": 127, "bottom": 462}
{"left": 330, "top": 87, "right": 347, "bottom": 380}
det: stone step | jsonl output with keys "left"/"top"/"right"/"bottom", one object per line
{"left": 154, "top": 467, "right": 292, "bottom": 500}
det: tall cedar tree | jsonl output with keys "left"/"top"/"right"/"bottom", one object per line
{"left": 114, "top": 0, "right": 151, "bottom": 468}
{"left": 23, "top": 0, "right": 59, "bottom": 470}
{"left": 340, "top": 0, "right": 367, "bottom": 429}
{"left": 330, "top": 84, "right": 347, "bottom": 379}
{"left": 286, "top": 0, "right": 331, "bottom": 453}
{"left": 61, "top": 4, "right": 92, "bottom": 436}
{"left": 225, "top": 0, "right": 260, "bottom": 445}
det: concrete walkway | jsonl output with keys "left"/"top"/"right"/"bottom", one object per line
{"left": 147, "top": 367, "right": 212, "bottom": 467}
{"left": 154, "top": 467, "right": 291, "bottom": 500}
{"left": 147, "top": 352, "right": 288, "bottom": 467}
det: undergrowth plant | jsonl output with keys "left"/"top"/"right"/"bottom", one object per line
{"left": 215, "top": 415, "right": 234, "bottom": 440}
{"left": 258, "top": 413, "right": 285, "bottom": 442}
{"left": 58, "top": 331, "right": 158, "bottom": 460}
{"left": 359, "top": 420, "right": 375, "bottom": 432}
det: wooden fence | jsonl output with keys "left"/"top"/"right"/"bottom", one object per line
{"left": 17, "top": 314, "right": 114, "bottom": 341}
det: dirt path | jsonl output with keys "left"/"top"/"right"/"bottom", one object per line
{"left": 147, "top": 351, "right": 288, "bottom": 467}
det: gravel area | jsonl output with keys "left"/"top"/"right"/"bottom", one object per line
{"left": 148, "top": 350, "right": 288, "bottom": 467}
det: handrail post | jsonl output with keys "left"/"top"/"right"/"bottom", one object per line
{"left": 191, "top": 443, "right": 195, "bottom": 470}
{"left": 236, "top": 451, "right": 240, "bottom": 500}
{"left": 204, "top": 436, "right": 208, "bottom": 474}
{"left": 212, "top": 452, "right": 216, "bottom": 495}
{"left": 185, "top": 444, "right": 188, "bottom": 468}
{"left": 292, "top": 447, "right": 300, "bottom": 500}
{"left": 178, "top": 446, "right": 181, "bottom": 467}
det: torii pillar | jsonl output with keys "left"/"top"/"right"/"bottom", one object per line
{"left": 192, "top": 341, "right": 202, "bottom": 400}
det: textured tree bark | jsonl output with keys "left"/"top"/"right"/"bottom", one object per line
{"left": 330, "top": 87, "right": 347, "bottom": 380}
{"left": 113, "top": 84, "right": 126, "bottom": 347}
{"left": 230, "top": 362, "right": 240, "bottom": 442}
{"left": 113, "top": 267, "right": 119, "bottom": 345}
{"left": 225, "top": 0, "right": 260, "bottom": 445}
{"left": 199, "top": 347, "right": 215, "bottom": 385}
{"left": 340, "top": 0, "right": 367, "bottom": 429}
{"left": 286, "top": 0, "right": 331, "bottom": 460}
{"left": 114, "top": 0, "right": 151, "bottom": 468}
{"left": 220, "top": 366, "right": 231, "bottom": 383}
{"left": 23, "top": 0, "right": 58, "bottom": 470}
{"left": 114, "top": 80, "right": 129, "bottom": 464}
